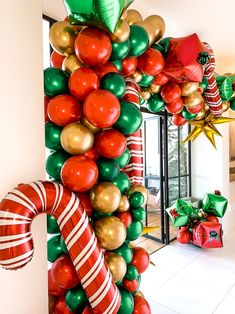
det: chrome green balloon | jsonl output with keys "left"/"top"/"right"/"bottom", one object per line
{"left": 125, "top": 265, "right": 138, "bottom": 280}
{"left": 126, "top": 221, "right": 143, "bottom": 241}
{"left": 111, "top": 40, "right": 131, "bottom": 61}
{"left": 97, "top": 158, "right": 120, "bottom": 181}
{"left": 114, "top": 148, "right": 130, "bottom": 168}
{"left": 147, "top": 94, "right": 165, "bottom": 113}
{"left": 101, "top": 73, "right": 126, "bottom": 99}
{"left": 47, "top": 214, "right": 60, "bottom": 234}
{"left": 114, "top": 243, "right": 133, "bottom": 264}
{"left": 200, "top": 77, "right": 208, "bottom": 90}
{"left": 92, "top": 211, "right": 112, "bottom": 220}
{"left": 230, "top": 98, "right": 235, "bottom": 111}
{"left": 63, "top": 0, "right": 133, "bottom": 32}
{"left": 202, "top": 193, "right": 228, "bottom": 218}
{"left": 118, "top": 289, "right": 134, "bottom": 314}
{"left": 151, "top": 43, "right": 164, "bottom": 55}
{"left": 45, "top": 122, "right": 63, "bottom": 151}
{"left": 46, "top": 151, "right": 69, "bottom": 180}
{"left": 158, "top": 37, "right": 171, "bottom": 55}
{"left": 60, "top": 236, "right": 68, "bottom": 254}
{"left": 182, "top": 108, "right": 197, "bottom": 121}
{"left": 47, "top": 235, "right": 64, "bottom": 263}
{"left": 112, "top": 60, "right": 123, "bottom": 72}
{"left": 66, "top": 286, "right": 87, "bottom": 312}
{"left": 112, "top": 172, "right": 130, "bottom": 194}
{"left": 129, "top": 25, "right": 149, "bottom": 57}
{"left": 129, "top": 192, "right": 144, "bottom": 208}
{"left": 216, "top": 76, "right": 234, "bottom": 101}
{"left": 44, "top": 67, "right": 68, "bottom": 97}
{"left": 139, "top": 73, "right": 155, "bottom": 87}
{"left": 131, "top": 207, "right": 146, "bottom": 222}
{"left": 114, "top": 101, "right": 143, "bottom": 135}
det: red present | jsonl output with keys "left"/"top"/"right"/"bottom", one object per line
{"left": 192, "top": 221, "right": 223, "bottom": 248}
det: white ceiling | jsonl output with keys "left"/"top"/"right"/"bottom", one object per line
{"left": 42, "top": 0, "right": 235, "bottom": 74}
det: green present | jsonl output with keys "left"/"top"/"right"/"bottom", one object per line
{"left": 202, "top": 192, "right": 228, "bottom": 218}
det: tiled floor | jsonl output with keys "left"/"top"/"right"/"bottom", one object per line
{"left": 141, "top": 228, "right": 235, "bottom": 314}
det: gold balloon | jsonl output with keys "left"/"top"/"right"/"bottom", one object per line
{"left": 105, "top": 252, "right": 127, "bottom": 282}
{"left": 181, "top": 82, "right": 199, "bottom": 97}
{"left": 141, "top": 89, "right": 151, "bottom": 100}
{"left": 94, "top": 216, "right": 126, "bottom": 250}
{"left": 62, "top": 54, "right": 84, "bottom": 75}
{"left": 121, "top": 11, "right": 128, "bottom": 20}
{"left": 125, "top": 9, "right": 143, "bottom": 25}
{"left": 184, "top": 91, "right": 204, "bottom": 108}
{"left": 135, "top": 291, "right": 145, "bottom": 298}
{"left": 135, "top": 21, "right": 156, "bottom": 46}
{"left": 49, "top": 21, "right": 77, "bottom": 56}
{"left": 82, "top": 118, "right": 101, "bottom": 134}
{"left": 117, "top": 195, "right": 130, "bottom": 212}
{"left": 131, "top": 70, "right": 143, "bottom": 83}
{"left": 110, "top": 19, "right": 130, "bottom": 43}
{"left": 90, "top": 182, "right": 121, "bottom": 213}
{"left": 61, "top": 122, "right": 94, "bottom": 155}
{"left": 128, "top": 184, "right": 148, "bottom": 206}
{"left": 222, "top": 101, "right": 230, "bottom": 113}
{"left": 195, "top": 109, "right": 206, "bottom": 120}
{"left": 150, "top": 84, "right": 161, "bottom": 94}
{"left": 144, "top": 15, "right": 165, "bottom": 42}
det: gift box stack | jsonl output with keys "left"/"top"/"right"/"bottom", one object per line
{"left": 166, "top": 191, "right": 228, "bottom": 248}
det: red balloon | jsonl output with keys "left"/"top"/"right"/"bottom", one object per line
{"left": 48, "top": 94, "right": 82, "bottom": 126}
{"left": 81, "top": 146, "right": 100, "bottom": 161}
{"left": 122, "top": 278, "right": 139, "bottom": 292}
{"left": 138, "top": 48, "right": 164, "bottom": 76}
{"left": 94, "top": 61, "right": 118, "bottom": 79}
{"left": 177, "top": 229, "right": 191, "bottom": 244}
{"left": 69, "top": 68, "right": 100, "bottom": 102}
{"left": 83, "top": 90, "right": 120, "bottom": 128}
{"left": 50, "top": 51, "right": 65, "bottom": 68}
{"left": 116, "top": 211, "right": 132, "bottom": 228}
{"left": 54, "top": 297, "right": 73, "bottom": 314}
{"left": 61, "top": 156, "right": 98, "bottom": 192}
{"left": 48, "top": 269, "right": 66, "bottom": 297}
{"left": 166, "top": 98, "right": 184, "bottom": 114}
{"left": 131, "top": 247, "right": 150, "bottom": 274}
{"left": 161, "top": 82, "right": 182, "bottom": 103}
{"left": 77, "top": 193, "right": 93, "bottom": 216}
{"left": 51, "top": 255, "right": 80, "bottom": 289}
{"left": 95, "top": 130, "right": 127, "bottom": 159}
{"left": 186, "top": 102, "right": 204, "bottom": 114}
{"left": 206, "top": 214, "right": 219, "bottom": 223}
{"left": 172, "top": 113, "right": 187, "bottom": 126}
{"left": 75, "top": 27, "right": 112, "bottom": 67}
{"left": 133, "top": 296, "right": 151, "bottom": 314}
{"left": 44, "top": 96, "right": 51, "bottom": 123}
{"left": 153, "top": 72, "right": 169, "bottom": 86}
{"left": 82, "top": 307, "right": 94, "bottom": 314}
{"left": 121, "top": 57, "right": 138, "bottom": 77}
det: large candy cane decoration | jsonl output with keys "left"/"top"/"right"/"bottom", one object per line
{"left": 203, "top": 42, "right": 223, "bottom": 116}
{"left": 0, "top": 181, "right": 120, "bottom": 314}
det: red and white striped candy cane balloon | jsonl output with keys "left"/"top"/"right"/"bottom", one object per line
{"left": 122, "top": 78, "right": 140, "bottom": 108}
{"left": 203, "top": 42, "right": 223, "bottom": 116}
{"left": 0, "top": 181, "right": 120, "bottom": 314}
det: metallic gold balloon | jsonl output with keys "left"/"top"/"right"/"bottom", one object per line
{"left": 181, "top": 82, "right": 200, "bottom": 97}
{"left": 135, "top": 291, "right": 145, "bottom": 298}
{"left": 144, "top": 15, "right": 165, "bottom": 42}
{"left": 184, "top": 91, "right": 204, "bottom": 108}
{"left": 82, "top": 118, "right": 101, "bottom": 134}
{"left": 195, "top": 109, "right": 206, "bottom": 120}
{"left": 125, "top": 9, "right": 143, "bottom": 25}
{"left": 117, "top": 195, "right": 130, "bottom": 212}
{"left": 121, "top": 11, "right": 128, "bottom": 20}
{"left": 62, "top": 54, "right": 84, "bottom": 75}
{"left": 94, "top": 216, "right": 126, "bottom": 250}
{"left": 105, "top": 252, "right": 127, "bottom": 282}
{"left": 141, "top": 89, "right": 151, "bottom": 100}
{"left": 131, "top": 70, "right": 143, "bottom": 83}
{"left": 150, "top": 84, "right": 161, "bottom": 94}
{"left": 110, "top": 19, "right": 130, "bottom": 43}
{"left": 90, "top": 182, "right": 121, "bottom": 213}
{"left": 222, "top": 101, "right": 230, "bottom": 113}
{"left": 49, "top": 21, "right": 77, "bottom": 56}
{"left": 128, "top": 184, "right": 148, "bottom": 206}
{"left": 135, "top": 21, "right": 156, "bottom": 46}
{"left": 61, "top": 122, "right": 94, "bottom": 155}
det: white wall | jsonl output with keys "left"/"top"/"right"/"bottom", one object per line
{"left": 0, "top": 1, "right": 47, "bottom": 313}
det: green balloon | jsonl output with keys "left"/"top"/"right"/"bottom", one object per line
{"left": 47, "top": 235, "right": 64, "bottom": 263}
{"left": 147, "top": 94, "right": 165, "bottom": 113}
{"left": 114, "top": 243, "right": 133, "bottom": 264}
{"left": 97, "top": 158, "right": 120, "bottom": 181}
{"left": 47, "top": 214, "right": 60, "bottom": 234}
{"left": 92, "top": 211, "right": 113, "bottom": 220}
{"left": 151, "top": 43, "right": 164, "bottom": 54}
{"left": 230, "top": 98, "right": 235, "bottom": 111}
{"left": 200, "top": 77, "right": 208, "bottom": 90}
{"left": 140, "top": 96, "right": 147, "bottom": 106}
{"left": 66, "top": 286, "right": 87, "bottom": 312}
{"left": 125, "top": 265, "right": 138, "bottom": 280}
{"left": 114, "top": 101, "right": 143, "bottom": 135}
{"left": 131, "top": 207, "right": 146, "bottom": 222}
{"left": 44, "top": 67, "right": 68, "bottom": 97}
{"left": 112, "top": 172, "right": 130, "bottom": 194}
{"left": 158, "top": 37, "right": 171, "bottom": 55}
{"left": 182, "top": 108, "right": 197, "bottom": 121}
{"left": 46, "top": 151, "right": 69, "bottom": 180}
{"left": 111, "top": 40, "right": 131, "bottom": 61}
{"left": 60, "top": 236, "right": 68, "bottom": 254}
{"left": 129, "top": 192, "right": 144, "bottom": 208}
{"left": 45, "top": 122, "right": 63, "bottom": 151}
{"left": 114, "top": 149, "right": 130, "bottom": 169}
{"left": 126, "top": 221, "right": 143, "bottom": 241}
{"left": 118, "top": 289, "right": 134, "bottom": 314}
{"left": 139, "top": 73, "right": 155, "bottom": 87}
{"left": 101, "top": 73, "right": 126, "bottom": 99}
{"left": 129, "top": 25, "right": 149, "bottom": 57}
{"left": 112, "top": 60, "right": 123, "bottom": 72}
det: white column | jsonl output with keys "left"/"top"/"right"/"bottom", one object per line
{"left": 0, "top": 1, "right": 47, "bottom": 314}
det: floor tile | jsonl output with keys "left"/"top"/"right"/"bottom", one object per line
{"left": 228, "top": 284, "right": 235, "bottom": 297}
{"left": 198, "top": 247, "right": 235, "bottom": 271}
{"left": 213, "top": 295, "right": 235, "bottom": 313}
{"left": 147, "top": 298, "right": 179, "bottom": 314}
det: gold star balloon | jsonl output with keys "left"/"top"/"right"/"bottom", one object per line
{"left": 183, "top": 111, "right": 235, "bottom": 149}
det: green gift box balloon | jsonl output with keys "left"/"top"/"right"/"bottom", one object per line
{"left": 202, "top": 193, "right": 228, "bottom": 218}
{"left": 166, "top": 199, "right": 199, "bottom": 227}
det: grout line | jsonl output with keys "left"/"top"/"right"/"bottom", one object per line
{"left": 147, "top": 297, "right": 180, "bottom": 313}
{"left": 212, "top": 284, "right": 235, "bottom": 313}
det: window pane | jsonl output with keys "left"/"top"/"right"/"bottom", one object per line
{"left": 168, "top": 177, "right": 179, "bottom": 205}
{"left": 168, "top": 120, "right": 179, "bottom": 177}
{"left": 180, "top": 176, "right": 188, "bottom": 198}
{"left": 179, "top": 125, "right": 189, "bottom": 175}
